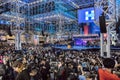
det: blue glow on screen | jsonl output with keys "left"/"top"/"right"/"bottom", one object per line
{"left": 74, "top": 38, "right": 87, "bottom": 46}
{"left": 78, "top": 7, "right": 102, "bottom": 23}
{"left": 89, "top": 22, "right": 100, "bottom": 34}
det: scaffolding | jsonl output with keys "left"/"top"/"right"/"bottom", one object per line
{"left": 0, "top": 0, "right": 80, "bottom": 47}
{"left": 0, "top": 0, "right": 95, "bottom": 35}
{"left": 28, "top": 0, "right": 78, "bottom": 36}
{"left": 116, "top": 0, "right": 120, "bottom": 18}
{"left": 94, "top": 0, "right": 120, "bottom": 57}
{"left": 2, "top": 0, "right": 119, "bottom": 50}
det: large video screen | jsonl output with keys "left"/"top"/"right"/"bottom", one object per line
{"left": 78, "top": 7, "right": 102, "bottom": 23}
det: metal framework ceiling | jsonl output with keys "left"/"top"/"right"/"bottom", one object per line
{"left": 0, "top": 0, "right": 120, "bottom": 23}
{"left": 21, "top": 0, "right": 39, "bottom": 3}
{"left": 0, "top": 0, "right": 119, "bottom": 34}
{"left": 0, "top": 0, "right": 94, "bottom": 7}
{"left": 0, "top": 0, "right": 94, "bottom": 20}
{"left": 116, "top": 0, "right": 120, "bottom": 17}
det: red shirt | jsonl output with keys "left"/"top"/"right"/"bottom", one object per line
{"left": 98, "top": 69, "right": 120, "bottom": 80}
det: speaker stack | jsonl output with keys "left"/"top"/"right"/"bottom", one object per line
{"left": 99, "top": 14, "right": 107, "bottom": 33}
{"left": 116, "top": 18, "right": 120, "bottom": 34}
{"left": 7, "top": 26, "right": 12, "bottom": 36}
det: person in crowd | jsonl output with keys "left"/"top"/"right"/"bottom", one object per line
{"left": 66, "top": 63, "right": 75, "bottom": 80}
{"left": 29, "top": 68, "right": 38, "bottom": 80}
{"left": 98, "top": 58, "right": 120, "bottom": 80}
{"left": 12, "top": 60, "right": 30, "bottom": 80}
{"left": 0, "top": 63, "right": 6, "bottom": 80}
{"left": 3, "top": 61, "right": 15, "bottom": 80}
{"left": 0, "top": 44, "right": 120, "bottom": 80}
{"left": 78, "top": 64, "right": 86, "bottom": 80}
{"left": 56, "top": 61, "right": 66, "bottom": 80}
{"left": 40, "top": 59, "right": 50, "bottom": 80}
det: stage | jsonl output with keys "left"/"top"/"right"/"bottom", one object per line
{"left": 53, "top": 45, "right": 99, "bottom": 51}
{"left": 53, "top": 45, "right": 120, "bottom": 51}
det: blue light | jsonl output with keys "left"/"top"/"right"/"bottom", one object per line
{"left": 35, "top": 28, "right": 41, "bottom": 31}
{"left": 78, "top": 7, "right": 102, "bottom": 23}
{"left": 21, "top": 0, "right": 37, "bottom": 3}
{"left": 89, "top": 22, "right": 100, "bottom": 34}
{"left": 6, "top": 22, "right": 9, "bottom": 24}
{"left": 0, "top": 20, "right": 4, "bottom": 24}
{"left": 21, "top": 0, "right": 29, "bottom": 3}
{"left": 0, "top": 20, "right": 11, "bottom": 25}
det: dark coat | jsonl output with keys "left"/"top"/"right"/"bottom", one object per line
{"left": 15, "top": 69, "right": 30, "bottom": 80}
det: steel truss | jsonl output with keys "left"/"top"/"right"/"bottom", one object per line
{"left": 94, "top": 0, "right": 119, "bottom": 57}
{"left": 28, "top": 0, "right": 78, "bottom": 35}
{"left": 0, "top": 0, "right": 79, "bottom": 34}
{"left": 0, "top": 0, "right": 96, "bottom": 45}
{"left": 11, "top": 0, "right": 26, "bottom": 50}
{"left": 116, "top": 0, "right": 120, "bottom": 17}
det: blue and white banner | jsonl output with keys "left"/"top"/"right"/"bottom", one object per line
{"left": 78, "top": 7, "right": 102, "bottom": 23}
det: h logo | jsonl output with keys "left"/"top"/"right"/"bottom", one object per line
{"left": 85, "top": 10, "right": 94, "bottom": 20}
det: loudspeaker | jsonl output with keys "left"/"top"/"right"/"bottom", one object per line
{"left": 99, "top": 14, "right": 107, "bottom": 33}
{"left": 116, "top": 18, "right": 120, "bottom": 33}
{"left": 41, "top": 30, "right": 44, "bottom": 36}
{"left": 8, "top": 27, "right": 12, "bottom": 36}
{"left": 116, "top": 23, "right": 119, "bottom": 33}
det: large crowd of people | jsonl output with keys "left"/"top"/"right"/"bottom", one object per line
{"left": 0, "top": 44, "right": 120, "bottom": 80}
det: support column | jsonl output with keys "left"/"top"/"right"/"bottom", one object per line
{"left": 94, "top": 0, "right": 117, "bottom": 58}
{"left": 100, "top": 33, "right": 104, "bottom": 57}
{"left": 100, "top": 28, "right": 111, "bottom": 58}
{"left": 14, "top": 0, "right": 23, "bottom": 50}
{"left": 106, "top": 25, "right": 111, "bottom": 57}
{"left": 15, "top": 31, "right": 22, "bottom": 50}
{"left": 57, "top": 14, "right": 62, "bottom": 40}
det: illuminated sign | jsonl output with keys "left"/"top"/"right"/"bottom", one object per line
{"left": 85, "top": 10, "right": 94, "bottom": 20}
{"left": 78, "top": 7, "right": 102, "bottom": 23}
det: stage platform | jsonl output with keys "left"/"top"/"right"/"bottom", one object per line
{"left": 53, "top": 45, "right": 120, "bottom": 51}
{"left": 54, "top": 45, "right": 99, "bottom": 51}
